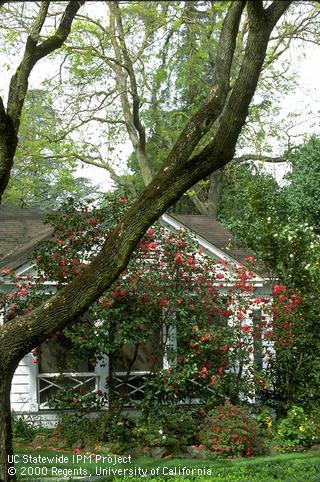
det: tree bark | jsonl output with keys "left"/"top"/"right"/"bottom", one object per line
{"left": 0, "top": 103, "right": 18, "bottom": 202}
{"left": 108, "top": 2, "right": 153, "bottom": 186}
{"left": 0, "top": 365, "right": 17, "bottom": 482}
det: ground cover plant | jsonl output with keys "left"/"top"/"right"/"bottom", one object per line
{"left": 13, "top": 445, "right": 320, "bottom": 481}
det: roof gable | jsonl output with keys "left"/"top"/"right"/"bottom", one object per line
{"left": 0, "top": 207, "right": 52, "bottom": 270}
{"left": 0, "top": 208, "right": 265, "bottom": 280}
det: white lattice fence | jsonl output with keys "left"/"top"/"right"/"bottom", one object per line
{"left": 37, "top": 372, "right": 98, "bottom": 409}
{"left": 113, "top": 371, "right": 151, "bottom": 407}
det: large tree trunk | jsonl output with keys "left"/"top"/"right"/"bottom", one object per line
{"left": 0, "top": 108, "right": 18, "bottom": 204}
{"left": 0, "top": 367, "right": 16, "bottom": 482}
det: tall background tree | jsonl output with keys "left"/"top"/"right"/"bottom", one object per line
{"left": 0, "top": 0, "right": 85, "bottom": 202}
{"left": 2, "top": 89, "right": 96, "bottom": 207}
{"left": 31, "top": 1, "right": 320, "bottom": 213}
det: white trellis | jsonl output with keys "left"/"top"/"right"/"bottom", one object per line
{"left": 37, "top": 372, "right": 99, "bottom": 409}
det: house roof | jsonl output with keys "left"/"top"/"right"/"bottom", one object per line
{"left": 0, "top": 207, "right": 53, "bottom": 270}
{"left": 171, "top": 214, "right": 255, "bottom": 265}
{"left": 0, "top": 207, "right": 262, "bottom": 276}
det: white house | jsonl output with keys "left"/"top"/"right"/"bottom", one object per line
{"left": 0, "top": 207, "right": 272, "bottom": 425}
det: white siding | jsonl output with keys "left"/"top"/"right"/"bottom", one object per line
{"left": 11, "top": 354, "right": 37, "bottom": 412}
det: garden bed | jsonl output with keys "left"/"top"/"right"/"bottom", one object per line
{"left": 14, "top": 445, "right": 320, "bottom": 481}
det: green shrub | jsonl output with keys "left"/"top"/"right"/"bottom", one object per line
{"left": 134, "top": 407, "right": 199, "bottom": 449}
{"left": 52, "top": 411, "right": 137, "bottom": 451}
{"left": 12, "top": 412, "right": 40, "bottom": 441}
{"left": 55, "top": 413, "right": 100, "bottom": 447}
{"left": 98, "top": 412, "right": 136, "bottom": 452}
{"left": 199, "top": 402, "right": 265, "bottom": 457}
{"left": 275, "top": 405, "right": 320, "bottom": 451}
{"left": 256, "top": 406, "right": 275, "bottom": 432}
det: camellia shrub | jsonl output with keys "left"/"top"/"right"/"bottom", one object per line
{"left": 199, "top": 401, "right": 265, "bottom": 457}
{"left": 0, "top": 197, "right": 304, "bottom": 413}
{"left": 134, "top": 407, "right": 198, "bottom": 449}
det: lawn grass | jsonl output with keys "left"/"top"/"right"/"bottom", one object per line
{"left": 13, "top": 446, "right": 320, "bottom": 481}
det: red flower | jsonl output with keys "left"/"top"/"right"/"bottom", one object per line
{"left": 175, "top": 252, "right": 184, "bottom": 262}
{"left": 149, "top": 354, "right": 158, "bottom": 364}
{"left": 221, "top": 309, "right": 233, "bottom": 317}
{"left": 240, "top": 324, "right": 250, "bottom": 334}
{"left": 244, "top": 256, "right": 254, "bottom": 263}
{"left": 273, "top": 284, "right": 285, "bottom": 295}
{"left": 118, "top": 197, "right": 128, "bottom": 203}
{"left": 221, "top": 344, "right": 229, "bottom": 353}
{"left": 159, "top": 298, "right": 169, "bottom": 308}
{"left": 147, "top": 241, "right": 159, "bottom": 249}
{"left": 200, "top": 332, "right": 210, "bottom": 342}
{"left": 175, "top": 241, "right": 185, "bottom": 248}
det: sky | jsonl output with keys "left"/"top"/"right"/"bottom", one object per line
{"left": 0, "top": 2, "right": 320, "bottom": 192}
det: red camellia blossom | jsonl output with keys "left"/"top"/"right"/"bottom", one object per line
{"left": 17, "top": 289, "right": 26, "bottom": 297}
{"left": 200, "top": 332, "right": 211, "bottom": 342}
{"left": 240, "top": 324, "right": 251, "bottom": 334}
{"left": 273, "top": 284, "right": 286, "bottom": 295}
{"left": 159, "top": 297, "right": 169, "bottom": 308}
{"left": 175, "top": 252, "right": 184, "bottom": 262}
{"left": 175, "top": 240, "right": 185, "bottom": 248}
{"left": 149, "top": 354, "right": 158, "bottom": 364}
{"left": 147, "top": 241, "right": 159, "bottom": 249}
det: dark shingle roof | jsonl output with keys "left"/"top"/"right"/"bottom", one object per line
{"left": 0, "top": 207, "right": 261, "bottom": 275}
{"left": 172, "top": 214, "right": 255, "bottom": 265}
{"left": 0, "top": 207, "right": 52, "bottom": 270}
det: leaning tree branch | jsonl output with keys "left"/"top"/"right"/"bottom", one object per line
{"left": 7, "top": 1, "right": 85, "bottom": 130}
{"left": 233, "top": 154, "right": 287, "bottom": 163}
